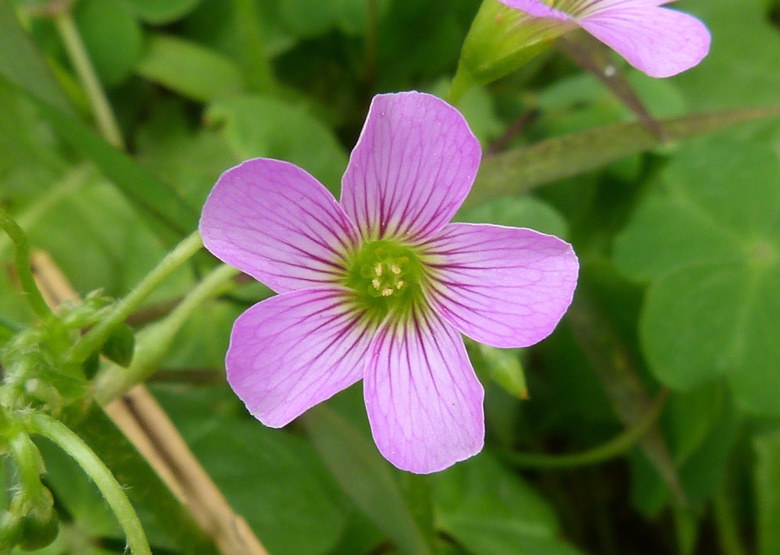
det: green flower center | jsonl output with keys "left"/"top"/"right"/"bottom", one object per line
{"left": 343, "top": 240, "right": 426, "bottom": 322}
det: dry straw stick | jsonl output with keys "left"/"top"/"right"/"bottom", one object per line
{"left": 30, "top": 251, "right": 267, "bottom": 555}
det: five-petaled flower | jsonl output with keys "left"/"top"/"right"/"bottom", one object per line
{"left": 497, "top": 0, "right": 711, "bottom": 78}
{"left": 200, "top": 91, "right": 578, "bottom": 473}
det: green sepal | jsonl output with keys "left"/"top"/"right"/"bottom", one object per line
{"left": 470, "top": 342, "right": 529, "bottom": 399}
{"left": 82, "top": 349, "right": 100, "bottom": 380}
{"left": 0, "top": 511, "right": 23, "bottom": 552}
{"left": 17, "top": 498, "right": 59, "bottom": 551}
{"left": 100, "top": 323, "right": 136, "bottom": 368}
{"left": 451, "top": 0, "right": 564, "bottom": 102}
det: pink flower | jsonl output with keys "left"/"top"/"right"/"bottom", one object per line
{"left": 497, "top": 0, "right": 711, "bottom": 78}
{"left": 199, "top": 91, "right": 578, "bottom": 473}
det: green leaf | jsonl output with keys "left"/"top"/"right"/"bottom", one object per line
{"left": 332, "top": 0, "right": 390, "bottom": 36}
{"left": 278, "top": 0, "right": 336, "bottom": 38}
{"left": 74, "top": 0, "right": 144, "bottom": 87}
{"left": 630, "top": 383, "right": 738, "bottom": 516}
{"left": 614, "top": 137, "right": 780, "bottom": 414}
{"left": 0, "top": 16, "right": 192, "bottom": 245}
{"left": 0, "top": 0, "right": 72, "bottom": 114}
{"left": 231, "top": 0, "right": 276, "bottom": 93}
{"left": 206, "top": 95, "right": 348, "bottom": 193}
{"left": 456, "top": 195, "right": 568, "bottom": 239}
{"left": 125, "top": 0, "right": 203, "bottom": 24}
{"left": 301, "top": 405, "right": 431, "bottom": 555}
{"left": 467, "top": 106, "right": 780, "bottom": 209}
{"left": 432, "top": 454, "right": 582, "bottom": 555}
{"left": 0, "top": 79, "right": 70, "bottom": 205}
{"left": 675, "top": 0, "right": 780, "bottom": 110}
{"left": 277, "top": 0, "right": 389, "bottom": 39}
{"left": 0, "top": 75, "right": 199, "bottom": 246}
{"left": 754, "top": 428, "right": 780, "bottom": 555}
{"left": 135, "top": 34, "right": 244, "bottom": 102}
{"left": 134, "top": 98, "right": 236, "bottom": 208}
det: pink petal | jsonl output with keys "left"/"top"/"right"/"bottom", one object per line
{"left": 496, "top": 0, "right": 568, "bottom": 20}
{"left": 227, "top": 287, "right": 375, "bottom": 427}
{"left": 200, "top": 158, "right": 359, "bottom": 294}
{"left": 498, "top": 0, "right": 671, "bottom": 19}
{"left": 340, "top": 92, "right": 482, "bottom": 243}
{"left": 423, "top": 223, "right": 578, "bottom": 348}
{"left": 364, "top": 307, "right": 484, "bottom": 474}
{"left": 578, "top": 4, "right": 711, "bottom": 78}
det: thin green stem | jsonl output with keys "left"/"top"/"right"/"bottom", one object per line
{"left": 93, "top": 263, "right": 239, "bottom": 405}
{"left": 0, "top": 207, "right": 53, "bottom": 319}
{"left": 23, "top": 411, "right": 151, "bottom": 555}
{"left": 232, "top": 0, "right": 276, "bottom": 93}
{"left": 65, "top": 231, "right": 204, "bottom": 366}
{"left": 713, "top": 486, "right": 747, "bottom": 555}
{"left": 505, "top": 389, "right": 669, "bottom": 469}
{"left": 53, "top": 9, "right": 125, "bottom": 149}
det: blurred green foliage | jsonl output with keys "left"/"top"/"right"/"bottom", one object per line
{"left": 1, "top": 0, "right": 779, "bottom": 553}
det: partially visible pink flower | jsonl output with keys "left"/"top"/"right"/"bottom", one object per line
{"left": 497, "top": 0, "right": 711, "bottom": 78}
{"left": 200, "top": 91, "right": 578, "bottom": 473}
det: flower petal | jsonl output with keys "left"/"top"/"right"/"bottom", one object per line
{"left": 200, "top": 158, "right": 359, "bottom": 293}
{"left": 340, "top": 92, "right": 482, "bottom": 243}
{"left": 424, "top": 223, "right": 578, "bottom": 348}
{"left": 578, "top": 4, "right": 711, "bottom": 78}
{"left": 364, "top": 306, "right": 484, "bottom": 474}
{"left": 227, "top": 287, "right": 375, "bottom": 427}
{"left": 498, "top": 0, "right": 671, "bottom": 19}
{"left": 496, "top": 0, "right": 568, "bottom": 20}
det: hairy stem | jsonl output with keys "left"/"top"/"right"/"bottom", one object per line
{"left": 65, "top": 230, "right": 203, "bottom": 365}
{"left": 93, "top": 263, "right": 239, "bottom": 405}
{"left": 0, "top": 207, "right": 53, "bottom": 319}
{"left": 23, "top": 411, "right": 151, "bottom": 555}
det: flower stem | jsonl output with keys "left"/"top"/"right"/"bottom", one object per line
{"left": 505, "top": 389, "right": 669, "bottom": 469}
{"left": 713, "top": 485, "right": 747, "bottom": 555}
{"left": 93, "top": 263, "right": 239, "bottom": 405}
{"left": 52, "top": 7, "right": 125, "bottom": 149}
{"left": 65, "top": 230, "right": 204, "bottom": 366}
{"left": 0, "top": 207, "right": 53, "bottom": 319}
{"left": 22, "top": 411, "right": 152, "bottom": 555}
